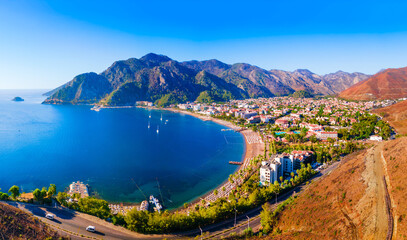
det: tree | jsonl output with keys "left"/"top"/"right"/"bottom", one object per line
{"left": 47, "top": 184, "right": 57, "bottom": 198}
{"left": 183, "top": 203, "right": 189, "bottom": 209}
{"left": 309, "top": 135, "right": 318, "bottom": 143}
{"left": 8, "top": 185, "right": 20, "bottom": 199}
{"left": 213, "top": 189, "right": 218, "bottom": 196}
{"left": 33, "top": 188, "right": 42, "bottom": 201}
{"left": 41, "top": 187, "right": 47, "bottom": 200}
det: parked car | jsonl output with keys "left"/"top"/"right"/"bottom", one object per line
{"left": 45, "top": 213, "right": 54, "bottom": 220}
{"left": 86, "top": 226, "right": 96, "bottom": 232}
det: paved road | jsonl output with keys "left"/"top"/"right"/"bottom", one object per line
{"left": 176, "top": 162, "right": 340, "bottom": 239}
{"left": 3, "top": 162, "right": 338, "bottom": 240}
{"left": 5, "top": 202, "right": 167, "bottom": 240}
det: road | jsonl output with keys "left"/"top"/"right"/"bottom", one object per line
{"left": 4, "top": 162, "right": 338, "bottom": 240}
{"left": 175, "top": 161, "right": 340, "bottom": 239}
{"left": 5, "top": 201, "right": 168, "bottom": 240}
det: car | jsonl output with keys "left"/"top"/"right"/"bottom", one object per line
{"left": 45, "top": 213, "right": 54, "bottom": 220}
{"left": 86, "top": 226, "right": 96, "bottom": 232}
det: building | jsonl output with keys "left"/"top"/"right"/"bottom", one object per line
{"left": 136, "top": 101, "right": 153, "bottom": 106}
{"left": 260, "top": 159, "right": 281, "bottom": 185}
{"left": 316, "top": 131, "right": 338, "bottom": 140}
{"left": 247, "top": 115, "right": 261, "bottom": 124}
{"left": 275, "top": 118, "right": 290, "bottom": 128}
{"left": 68, "top": 181, "right": 89, "bottom": 198}
{"left": 370, "top": 135, "right": 383, "bottom": 141}
{"left": 260, "top": 151, "right": 313, "bottom": 185}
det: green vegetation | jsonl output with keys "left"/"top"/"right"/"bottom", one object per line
{"left": 56, "top": 194, "right": 111, "bottom": 219}
{"left": 121, "top": 162, "right": 315, "bottom": 234}
{"left": 155, "top": 93, "right": 187, "bottom": 107}
{"left": 196, "top": 91, "right": 214, "bottom": 103}
{"left": 260, "top": 196, "right": 296, "bottom": 234}
{"left": 8, "top": 185, "right": 20, "bottom": 199}
{"left": 290, "top": 90, "right": 314, "bottom": 98}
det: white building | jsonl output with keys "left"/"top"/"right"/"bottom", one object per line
{"left": 260, "top": 151, "right": 313, "bottom": 185}
{"left": 260, "top": 160, "right": 281, "bottom": 185}
{"left": 370, "top": 135, "right": 383, "bottom": 141}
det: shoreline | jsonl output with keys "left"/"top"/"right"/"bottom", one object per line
{"left": 96, "top": 105, "right": 265, "bottom": 209}
{"left": 141, "top": 106, "right": 265, "bottom": 208}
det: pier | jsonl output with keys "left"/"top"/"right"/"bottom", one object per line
{"left": 229, "top": 161, "right": 243, "bottom": 165}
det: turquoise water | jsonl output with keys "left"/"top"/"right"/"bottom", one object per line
{"left": 0, "top": 90, "right": 244, "bottom": 208}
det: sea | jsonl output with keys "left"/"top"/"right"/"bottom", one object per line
{"left": 0, "top": 90, "right": 245, "bottom": 208}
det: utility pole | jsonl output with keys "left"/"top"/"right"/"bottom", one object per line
{"left": 234, "top": 208, "right": 237, "bottom": 227}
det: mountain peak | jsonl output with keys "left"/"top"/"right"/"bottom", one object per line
{"left": 294, "top": 69, "right": 313, "bottom": 75}
{"left": 140, "top": 53, "right": 172, "bottom": 63}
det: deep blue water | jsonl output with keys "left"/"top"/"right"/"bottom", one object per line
{"left": 0, "top": 90, "right": 244, "bottom": 208}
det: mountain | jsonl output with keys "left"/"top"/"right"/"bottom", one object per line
{"left": 259, "top": 147, "right": 390, "bottom": 239}
{"left": 339, "top": 67, "right": 407, "bottom": 100}
{"left": 323, "top": 70, "right": 369, "bottom": 93}
{"left": 44, "top": 53, "right": 368, "bottom": 106}
{"left": 44, "top": 54, "right": 247, "bottom": 106}
{"left": 373, "top": 99, "right": 407, "bottom": 134}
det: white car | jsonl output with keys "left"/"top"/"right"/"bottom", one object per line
{"left": 86, "top": 226, "right": 96, "bottom": 232}
{"left": 45, "top": 213, "right": 54, "bottom": 220}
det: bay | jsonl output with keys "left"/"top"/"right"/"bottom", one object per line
{"left": 0, "top": 90, "right": 244, "bottom": 208}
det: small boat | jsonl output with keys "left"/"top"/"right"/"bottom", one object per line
{"left": 149, "top": 113, "right": 151, "bottom": 118}
{"left": 156, "top": 126, "right": 159, "bottom": 134}
{"left": 148, "top": 121, "right": 150, "bottom": 129}
{"left": 160, "top": 114, "right": 163, "bottom": 121}
{"left": 91, "top": 106, "right": 101, "bottom": 112}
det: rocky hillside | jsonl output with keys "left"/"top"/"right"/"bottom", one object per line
{"left": 44, "top": 53, "right": 368, "bottom": 106}
{"left": 339, "top": 67, "right": 407, "bottom": 100}
{"left": 0, "top": 202, "right": 64, "bottom": 239}
{"left": 260, "top": 148, "right": 390, "bottom": 239}
{"left": 373, "top": 100, "right": 407, "bottom": 134}
{"left": 382, "top": 137, "right": 407, "bottom": 239}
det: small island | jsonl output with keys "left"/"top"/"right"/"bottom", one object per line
{"left": 12, "top": 97, "right": 24, "bottom": 102}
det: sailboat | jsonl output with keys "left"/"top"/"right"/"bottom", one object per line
{"left": 156, "top": 126, "right": 159, "bottom": 134}
{"left": 160, "top": 114, "right": 163, "bottom": 121}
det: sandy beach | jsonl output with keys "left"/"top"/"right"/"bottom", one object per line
{"left": 164, "top": 108, "right": 265, "bottom": 207}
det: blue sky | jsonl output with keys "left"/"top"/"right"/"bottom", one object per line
{"left": 1, "top": 0, "right": 407, "bottom": 89}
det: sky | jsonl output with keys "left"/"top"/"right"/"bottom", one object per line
{"left": 1, "top": 0, "right": 407, "bottom": 89}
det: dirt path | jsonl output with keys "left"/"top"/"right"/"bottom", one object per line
{"left": 367, "top": 144, "right": 389, "bottom": 239}
{"left": 372, "top": 144, "right": 389, "bottom": 239}
{"left": 357, "top": 144, "right": 388, "bottom": 239}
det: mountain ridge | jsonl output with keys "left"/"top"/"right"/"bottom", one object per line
{"left": 43, "top": 53, "right": 370, "bottom": 106}
{"left": 339, "top": 67, "right": 407, "bottom": 100}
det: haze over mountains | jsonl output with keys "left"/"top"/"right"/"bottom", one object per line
{"left": 43, "top": 53, "right": 369, "bottom": 106}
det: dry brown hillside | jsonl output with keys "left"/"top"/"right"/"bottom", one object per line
{"left": 339, "top": 67, "right": 407, "bottom": 100}
{"left": 373, "top": 100, "right": 407, "bottom": 134}
{"left": 262, "top": 148, "right": 389, "bottom": 240}
{"left": 382, "top": 137, "right": 407, "bottom": 239}
{"left": 0, "top": 202, "right": 64, "bottom": 239}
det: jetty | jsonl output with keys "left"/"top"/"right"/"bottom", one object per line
{"left": 229, "top": 161, "right": 243, "bottom": 165}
